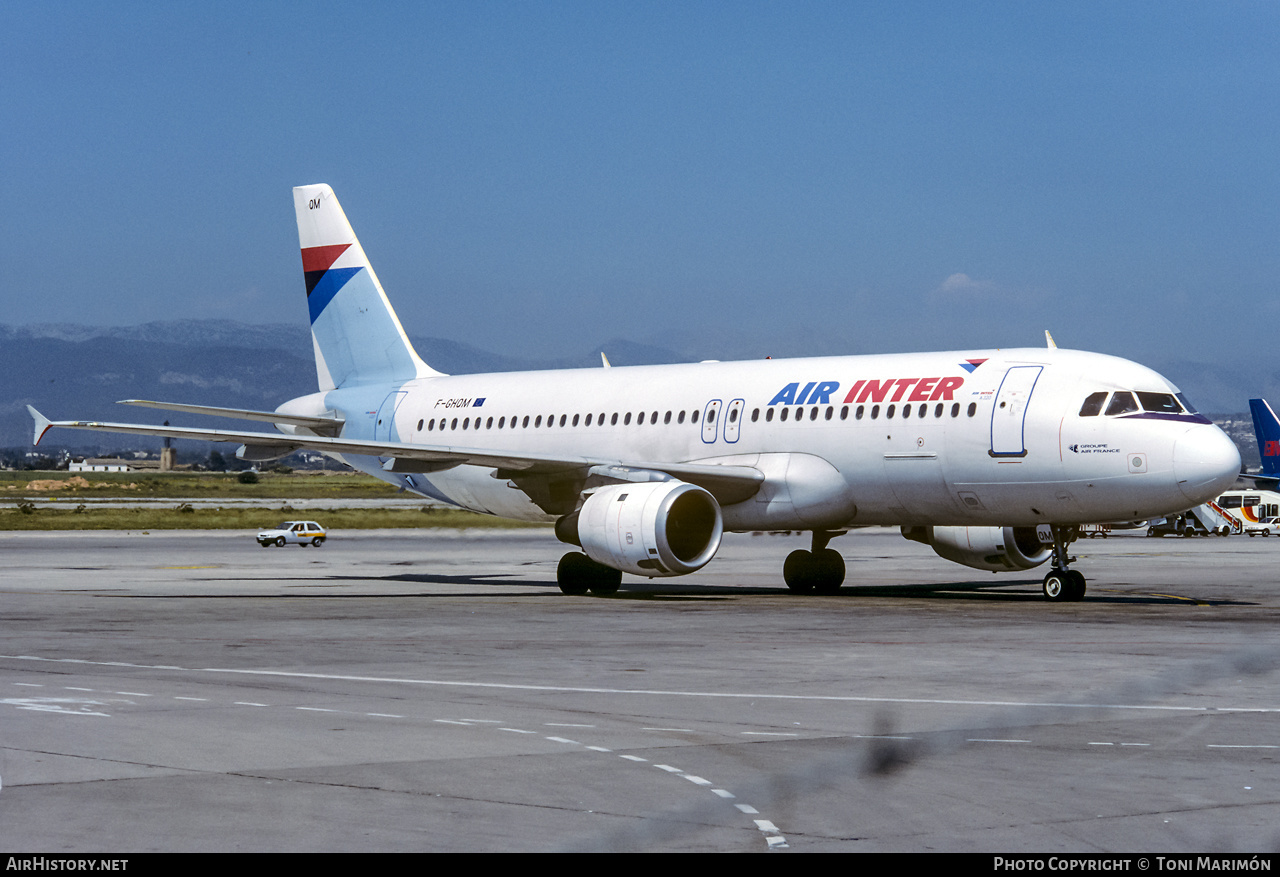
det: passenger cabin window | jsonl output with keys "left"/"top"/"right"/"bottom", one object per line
{"left": 1079, "top": 392, "right": 1108, "bottom": 416}
{"left": 1105, "top": 392, "right": 1139, "bottom": 416}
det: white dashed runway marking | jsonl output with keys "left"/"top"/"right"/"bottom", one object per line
{"left": 6, "top": 656, "right": 1280, "bottom": 852}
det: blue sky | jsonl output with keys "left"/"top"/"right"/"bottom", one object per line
{"left": 4, "top": 2, "right": 1277, "bottom": 368}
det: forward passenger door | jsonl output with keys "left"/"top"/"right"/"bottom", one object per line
{"left": 989, "top": 366, "right": 1042, "bottom": 457}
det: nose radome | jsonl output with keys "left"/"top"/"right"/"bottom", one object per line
{"left": 1174, "top": 425, "right": 1241, "bottom": 504}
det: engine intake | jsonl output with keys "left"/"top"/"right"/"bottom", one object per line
{"left": 902, "top": 525, "right": 1051, "bottom": 572}
{"left": 568, "top": 481, "right": 723, "bottom": 577}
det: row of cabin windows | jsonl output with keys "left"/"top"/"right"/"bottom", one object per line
{"left": 419, "top": 409, "right": 702, "bottom": 432}
{"left": 754, "top": 402, "right": 977, "bottom": 423}
{"left": 414, "top": 401, "right": 979, "bottom": 434}
{"left": 1078, "top": 391, "right": 1191, "bottom": 418}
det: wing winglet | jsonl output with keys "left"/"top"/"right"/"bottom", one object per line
{"left": 27, "top": 405, "right": 53, "bottom": 446}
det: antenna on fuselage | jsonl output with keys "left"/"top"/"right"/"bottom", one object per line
{"left": 1045, "top": 330, "right": 1057, "bottom": 349}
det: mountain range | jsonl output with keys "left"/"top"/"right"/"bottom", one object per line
{"left": 0, "top": 321, "right": 688, "bottom": 453}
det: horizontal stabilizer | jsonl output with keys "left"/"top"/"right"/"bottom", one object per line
{"left": 1235, "top": 472, "right": 1279, "bottom": 488}
{"left": 118, "top": 399, "right": 343, "bottom": 434}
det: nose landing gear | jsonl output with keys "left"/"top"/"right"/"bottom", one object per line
{"left": 1042, "top": 525, "right": 1086, "bottom": 601}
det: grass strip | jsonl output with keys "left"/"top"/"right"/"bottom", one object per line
{"left": 0, "top": 505, "right": 548, "bottom": 531}
{"left": 0, "top": 470, "right": 402, "bottom": 500}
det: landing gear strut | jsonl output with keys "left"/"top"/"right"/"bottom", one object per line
{"left": 1041, "top": 525, "right": 1086, "bottom": 602}
{"left": 783, "top": 530, "right": 846, "bottom": 595}
{"left": 557, "top": 552, "right": 622, "bottom": 596}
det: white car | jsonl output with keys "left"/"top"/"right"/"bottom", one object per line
{"left": 1244, "top": 517, "right": 1277, "bottom": 537}
{"left": 258, "top": 520, "right": 326, "bottom": 547}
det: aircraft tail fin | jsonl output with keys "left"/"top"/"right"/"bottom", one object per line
{"left": 1248, "top": 398, "right": 1280, "bottom": 478}
{"left": 293, "top": 184, "right": 443, "bottom": 390}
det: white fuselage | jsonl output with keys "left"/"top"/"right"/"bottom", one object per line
{"left": 279, "top": 347, "right": 1240, "bottom": 532}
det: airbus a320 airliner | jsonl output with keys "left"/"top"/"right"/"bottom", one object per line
{"left": 30, "top": 185, "right": 1241, "bottom": 601}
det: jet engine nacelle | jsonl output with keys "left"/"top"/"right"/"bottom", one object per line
{"left": 902, "top": 525, "right": 1051, "bottom": 573}
{"left": 574, "top": 481, "right": 723, "bottom": 577}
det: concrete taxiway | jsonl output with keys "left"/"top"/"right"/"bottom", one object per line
{"left": 1, "top": 527, "right": 1277, "bottom": 852}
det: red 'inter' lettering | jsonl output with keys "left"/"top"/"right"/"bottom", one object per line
{"left": 848, "top": 376, "right": 965, "bottom": 404}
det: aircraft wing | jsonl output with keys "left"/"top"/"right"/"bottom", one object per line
{"left": 28, "top": 407, "right": 764, "bottom": 503}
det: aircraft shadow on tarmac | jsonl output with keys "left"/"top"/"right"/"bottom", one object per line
{"left": 599, "top": 581, "right": 1254, "bottom": 605}
{"left": 253, "top": 571, "right": 1255, "bottom": 606}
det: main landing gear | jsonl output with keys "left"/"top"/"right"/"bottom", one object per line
{"left": 1041, "top": 525, "right": 1086, "bottom": 602}
{"left": 557, "top": 552, "right": 623, "bottom": 596}
{"left": 783, "top": 530, "right": 847, "bottom": 594}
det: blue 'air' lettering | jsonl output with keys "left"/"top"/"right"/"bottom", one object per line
{"left": 768, "top": 381, "right": 842, "bottom": 406}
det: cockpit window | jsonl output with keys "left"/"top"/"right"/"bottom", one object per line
{"left": 1136, "top": 392, "right": 1182, "bottom": 414}
{"left": 1176, "top": 392, "right": 1198, "bottom": 414}
{"left": 1079, "top": 392, "right": 1108, "bottom": 417}
{"left": 1104, "top": 392, "right": 1140, "bottom": 416}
